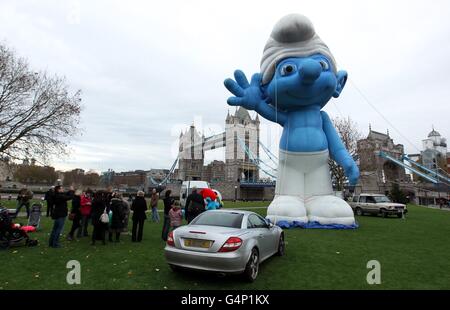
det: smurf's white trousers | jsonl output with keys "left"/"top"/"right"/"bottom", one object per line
{"left": 266, "top": 149, "right": 355, "bottom": 226}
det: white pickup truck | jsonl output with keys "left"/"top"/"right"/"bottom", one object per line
{"left": 349, "top": 194, "right": 407, "bottom": 218}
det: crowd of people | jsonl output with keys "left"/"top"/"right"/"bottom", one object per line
{"left": 17, "top": 185, "right": 210, "bottom": 248}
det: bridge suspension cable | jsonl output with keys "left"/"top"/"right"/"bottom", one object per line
{"left": 236, "top": 136, "right": 277, "bottom": 179}
{"left": 258, "top": 141, "right": 279, "bottom": 166}
{"left": 148, "top": 157, "right": 179, "bottom": 186}
{"left": 379, "top": 152, "right": 449, "bottom": 187}
{"left": 402, "top": 155, "right": 450, "bottom": 184}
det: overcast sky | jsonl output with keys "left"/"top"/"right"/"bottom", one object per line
{"left": 1, "top": 0, "right": 449, "bottom": 173}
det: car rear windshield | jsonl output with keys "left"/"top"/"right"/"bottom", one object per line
{"left": 191, "top": 212, "right": 243, "bottom": 228}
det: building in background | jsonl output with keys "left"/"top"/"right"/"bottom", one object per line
{"left": 0, "top": 157, "right": 14, "bottom": 182}
{"left": 420, "top": 128, "right": 447, "bottom": 172}
{"left": 356, "top": 128, "right": 408, "bottom": 194}
{"left": 113, "top": 170, "right": 147, "bottom": 190}
{"left": 447, "top": 152, "right": 450, "bottom": 174}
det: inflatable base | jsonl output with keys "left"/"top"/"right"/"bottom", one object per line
{"left": 271, "top": 219, "right": 359, "bottom": 230}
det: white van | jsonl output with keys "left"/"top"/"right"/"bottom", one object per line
{"left": 180, "top": 181, "right": 210, "bottom": 208}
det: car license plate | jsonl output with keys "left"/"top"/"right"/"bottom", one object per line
{"left": 184, "top": 239, "right": 212, "bottom": 248}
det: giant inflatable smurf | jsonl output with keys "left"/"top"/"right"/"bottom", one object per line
{"left": 224, "top": 14, "right": 359, "bottom": 228}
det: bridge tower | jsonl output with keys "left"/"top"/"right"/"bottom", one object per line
{"left": 225, "top": 107, "right": 260, "bottom": 182}
{"left": 178, "top": 125, "right": 204, "bottom": 181}
{"left": 357, "top": 128, "right": 408, "bottom": 193}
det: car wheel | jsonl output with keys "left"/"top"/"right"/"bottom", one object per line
{"left": 243, "top": 248, "right": 259, "bottom": 282}
{"left": 381, "top": 210, "right": 388, "bottom": 218}
{"left": 355, "top": 207, "right": 363, "bottom": 216}
{"left": 276, "top": 234, "right": 285, "bottom": 256}
{"left": 397, "top": 213, "right": 404, "bottom": 218}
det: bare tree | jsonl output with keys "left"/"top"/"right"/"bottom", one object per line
{"left": 329, "top": 116, "right": 362, "bottom": 191}
{"left": 0, "top": 43, "right": 81, "bottom": 162}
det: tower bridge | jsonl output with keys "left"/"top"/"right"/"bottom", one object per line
{"left": 175, "top": 107, "right": 261, "bottom": 183}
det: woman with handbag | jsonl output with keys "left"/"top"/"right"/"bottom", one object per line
{"left": 67, "top": 189, "right": 82, "bottom": 241}
{"left": 91, "top": 191, "right": 109, "bottom": 245}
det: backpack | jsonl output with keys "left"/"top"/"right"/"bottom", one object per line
{"left": 188, "top": 199, "right": 204, "bottom": 214}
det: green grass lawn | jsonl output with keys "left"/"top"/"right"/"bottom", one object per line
{"left": 1, "top": 200, "right": 449, "bottom": 290}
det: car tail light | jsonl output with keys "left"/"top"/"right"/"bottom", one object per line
{"left": 167, "top": 231, "right": 175, "bottom": 247}
{"left": 219, "top": 237, "right": 242, "bottom": 252}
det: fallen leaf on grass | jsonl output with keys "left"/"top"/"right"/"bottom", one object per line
{"left": 336, "top": 252, "right": 340, "bottom": 254}
{"left": 12, "top": 250, "right": 18, "bottom": 254}
{"left": 163, "top": 286, "right": 168, "bottom": 290}
{"left": 155, "top": 268, "right": 160, "bottom": 272}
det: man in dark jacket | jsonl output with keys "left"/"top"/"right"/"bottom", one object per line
{"left": 15, "top": 187, "right": 33, "bottom": 218}
{"left": 49, "top": 185, "right": 74, "bottom": 248}
{"left": 130, "top": 191, "right": 147, "bottom": 242}
{"left": 185, "top": 187, "right": 205, "bottom": 223}
{"left": 45, "top": 186, "right": 55, "bottom": 217}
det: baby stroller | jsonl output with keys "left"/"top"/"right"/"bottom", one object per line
{"left": 0, "top": 206, "right": 38, "bottom": 249}
{"left": 28, "top": 203, "right": 42, "bottom": 230}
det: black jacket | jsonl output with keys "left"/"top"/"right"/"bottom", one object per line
{"left": 44, "top": 189, "right": 54, "bottom": 206}
{"left": 70, "top": 195, "right": 82, "bottom": 220}
{"left": 163, "top": 197, "right": 175, "bottom": 216}
{"left": 131, "top": 196, "right": 147, "bottom": 221}
{"left": 52, "top": 191, "right": 74, "bottom": 219}
{"left": 110, "top": 198, "right": 126, "bottom": 229}
{"left": 91, "top": 199, "right": 108, "bottom": 226}
{"left": 185, "top": 192, "right": 205, "bottom": 215}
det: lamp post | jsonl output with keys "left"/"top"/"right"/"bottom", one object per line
{"left": 234, "top": 185, "right": 238, "bottom": 202}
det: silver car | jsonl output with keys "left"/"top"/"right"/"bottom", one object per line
{"left": 164, "top": 209, "right": 285, "bottom": 282}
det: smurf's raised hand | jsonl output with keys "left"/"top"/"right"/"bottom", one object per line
{"left": 224, "top": 70, "right": 264, "bottom": 111}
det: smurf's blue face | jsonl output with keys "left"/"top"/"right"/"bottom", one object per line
{"left": 265, "top": 54, "right": 347, "bottom": 111}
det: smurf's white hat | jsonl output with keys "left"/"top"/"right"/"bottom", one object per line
{"left": 260, "top": 14, "right": 337, "bottom": 85}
